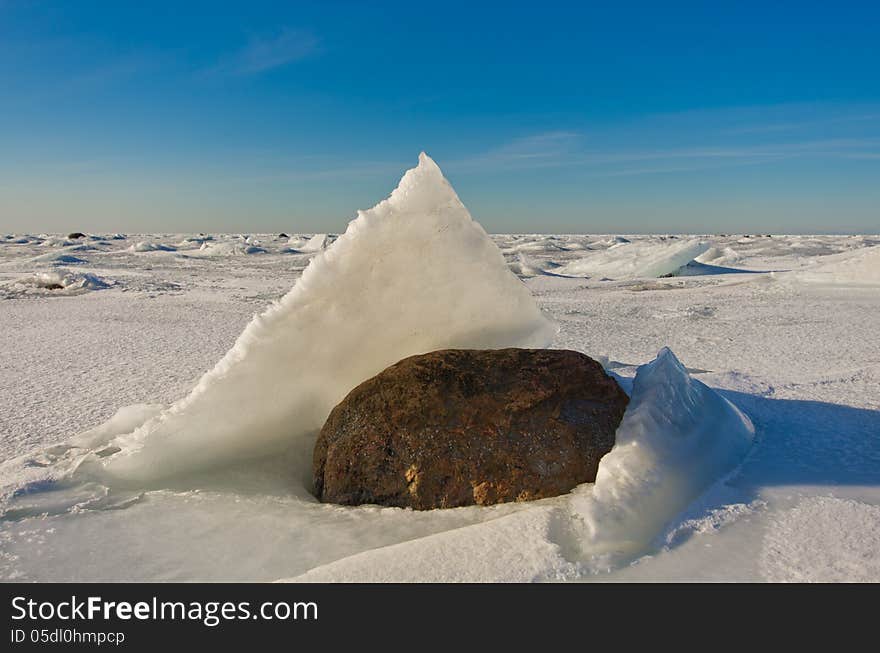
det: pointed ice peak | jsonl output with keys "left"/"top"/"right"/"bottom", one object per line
{"left": 652, "top": 346, "right": 687, "bottom": 374}
{"left": 632, "top": 347, "right": 691, "bottom": 398}
{"left": 418, "top": 151, "right": 440, "bottom": 170}
{"left": 387, "top": 152, "right": 457, "bottom": 211}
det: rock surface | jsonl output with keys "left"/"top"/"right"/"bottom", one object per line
{"left": 313, "top": 348, "right": 629, "bottom": 509}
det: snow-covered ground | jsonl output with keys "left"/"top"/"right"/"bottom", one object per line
{"left": 1, "top": 160, "right": 878, "bottom": 582}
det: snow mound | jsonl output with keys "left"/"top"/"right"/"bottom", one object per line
{"left": 28, "top": 246, "right": 91, "bottom": 264}
{"left": 190, "top": 241, "right": 267, "bottom": 256}
{"left": 285, "top": 348, "right": 754, "bottom": 582}
{"left": 590, "top": 236, "right": 631, "bottom": 249}
{"left": 285, "top": 236, "right": 309, "bottom": 249}
{"left": 38, "top": 236, "right": 76, "bottom": 247}
{"left": 563, "top": 240, "right": 589, "bottom": 251}
{"left": 2, "top": 269, "right": 111, "bottom": 297}
{"left": 507, "top": 253, "right": 543, "bottom": 278}
{"left": 696, "top": 246, "right": 742, "bottom": 266}
{"left": 796, "top": 245, "right": 880, "bottom": 286}
{"left": 297, "top": 234, "right": 332, "bottom": 252}
{"left": 83, "top": 152, "right": 555, "bottom": 484}
{"left": 555, "top": 239, "right": 710, "bottom": 279}
{"left": 2, "top": 235, "right": 34, "bottom": 244}
{"left": 511, "top": 238, "right": 567, "bottom": 253}
{"left": 176, "top": 235, "right": 213, "bottom": 246}
{"left": 129, "top": 241, "right": 177, "bottom": 253}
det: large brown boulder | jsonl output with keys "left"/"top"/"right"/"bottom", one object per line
{"left": 313, "top": 348, "right": 629, "bottom": 510}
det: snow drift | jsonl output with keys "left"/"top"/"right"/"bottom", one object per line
{"left": 555, "top": 238, "right": 709, "bottom": 279}
{"left": 84, "top": 153, "right": 555, "bottom": 485}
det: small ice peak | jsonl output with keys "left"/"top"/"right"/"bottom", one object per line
{"left": 388, "top": 152, "right": 459, "bottom": 212}
{"left": 417, "top": 151, "right": 441, "bottom": 172}
{"left": 632, "top": 347, "right": 689, "bottom": 389}
{"left": 651, "top": 346, "right": 687, "bottom": 373}
{"left": 628, "top": 347, "right": 699, "bottom": 431}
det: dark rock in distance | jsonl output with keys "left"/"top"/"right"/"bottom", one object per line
{"left": 68, "top": 232, "right": 86, "bottom": 239}
{"left": 313, "top": 348, "right": 629, "bottom": 510}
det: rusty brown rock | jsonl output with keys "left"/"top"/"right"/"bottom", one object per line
{"left": 313, "top": 348, "right": 629, "bottom": 510}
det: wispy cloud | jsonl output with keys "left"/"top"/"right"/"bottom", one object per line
{"left": 589, "top": 155, "right": 797, "bottom": 178}
{"left": 449, "top": 132, "right": 880, "bottom": 177}
{"left": 726, "top": 113, "right": 880, "bottom": 135}
{"left": 258, "top": 160, "right": 409, "bottom": 184}
{"left": 484, "top": 131, "right": 581, "bottom": 161}
{"left": 211, "top": 28, "right": 320, "bottom": 76}
{"left": 209, "top": 155, "right": 410, "bottom": 186}
{"left": 236, "top": 133, "right": 584, "bottom": 184}
{"left": 60, "top": 52, "right": 159, "bottom": 91}
{"left": 576, "top": 138, "right": 880, "bottom": 174}
{"left": 205, "top": 128, "right": 880, "bottom": 190}
{"left": 450, "top": 131, "right": 582, "bottom": 172}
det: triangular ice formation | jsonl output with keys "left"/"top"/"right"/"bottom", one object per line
{"left": 98, "top": 153, "right": 556, "bottom": 483}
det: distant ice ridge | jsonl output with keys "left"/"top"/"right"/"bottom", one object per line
{"left": 85, "top": 152, "right": 556, "bottom": 484}
{"left": 285, "top": 348, "right": 754, "bottom": 582}
{"left": 555, "top": 238, "right": 709, "bottom": 279}
{"left": 794, "top": 245, "right": 880, "bottom": 286}
{"left": 129, "top": 241, "right": 177, "bottom": 253}
{"left": 189, "top": 241, "right": 267, "bottom": 256}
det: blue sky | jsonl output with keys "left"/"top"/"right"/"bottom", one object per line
{"left": 1, "top": 1, "right": 878, "bottom": 233}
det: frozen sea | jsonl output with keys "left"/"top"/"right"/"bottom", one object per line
{"left": 2, "top": 219, "right": 879, "bottom": 580}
